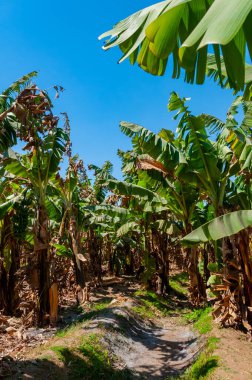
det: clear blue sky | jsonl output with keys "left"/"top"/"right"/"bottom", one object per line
{"left": 0, "top": 1, "right": 235, "bottom": 178}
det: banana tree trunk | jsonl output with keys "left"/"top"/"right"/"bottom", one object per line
{"left": 237, "top": 230, "right": 252, "bottom": 331}
{"left": 212, "top": 237, "right": 242, "bottom": 327}
{"left": 0, "top": 260, "right": 8, "bottom": 313}
{"left": 7, "top": 240, "right": 20, "bottom": 315}
{"left": 35, "top": 206, "right": 50, "bottom": 325}
{"left": 69, "top": 216, "right": 86, "bottom": 304}
{"left": 87, "top": 228, "right": 102, "bottom": 283}
{"left": 184, "top": 222, "right": 206, "bottom": 305}
{"left": 0, "top": 217, "right": 20, "bottom": 315}
{"left": 186, "top": 246, "right": 206, "bottom": 305}
{"left": 107, "top": 240, "right": 114, "bottom": 276}
{"left": 156, "top": 232, "right": 169, "bottom": 295}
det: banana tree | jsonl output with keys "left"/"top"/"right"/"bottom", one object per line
{"left": 182, "top": 210, "right": 252, "bottom": 330}
{"left": 0, "top": 179, "right": 29, "bottom": 315}
{"left": 47, "top": 154, "right": 92, "bottom": 304}
{"left": 182, "top": 96, "right": 252, "bottom": 330}
{"left": 96, "top": 162, "right": 186, "bottom": 294}
{"left": 0, "top": 72, "right": 38, "bottom": 160}
{"left": 118, "top": 120, "right": 208, "bottom": 302}
{"left": 2, "top": 87, "right": 68, "bottom": 325}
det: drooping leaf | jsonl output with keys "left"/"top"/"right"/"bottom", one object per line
{"left": 182, "top": 210, "right": 252, "bottom": 244}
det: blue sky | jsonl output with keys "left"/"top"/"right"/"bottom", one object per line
{"left": 0, "top": 1, "right": 235, "bottom": 178}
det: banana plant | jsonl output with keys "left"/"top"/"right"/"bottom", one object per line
{"left": 0, "top": 178, "right": 30, "bottom": 315}
{"left": 182, "top": 210, "right": 252, "bottom": 244}
{"left": 2, "top": 87, "right": 68, "bottom": 325}
{"left": 47, "top": 153, "right": 92, "bottom": 304}
{"left": 181, "top": 96, "right": 252, "bottom": 330}
{"left": 0, "top": 72, "right": 37, "bottom": 153}
{"left": 118, "top": 120, "right": 206, "bottom": 302}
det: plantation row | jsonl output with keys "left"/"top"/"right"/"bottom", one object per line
{"left": 0, "top": 72, "right": 251, "bottom": 336}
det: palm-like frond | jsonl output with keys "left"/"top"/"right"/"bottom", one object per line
{"left": 100, "top": 0, "right": 252, "bottom": 91}
{"left": 182, "top": 210, "right": 252, "bottom": 245}
{"left": 120, "top": 121, "right": 186, "bottom": 170}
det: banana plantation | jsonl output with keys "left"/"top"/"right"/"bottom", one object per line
{"left": 1, "top": 0, "right": 252, "bottom": 379}
{"left": 0, "top": 73, "right": 252, "bottom": 330}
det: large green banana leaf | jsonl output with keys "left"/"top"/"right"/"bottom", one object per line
{"left": 207, "top": 54, "right": 252, "bottom": 94}
{"left": 120, "top": 121, "right": 186, "bottom": 170}
{"left": 182, "top": 210, "right": 252, "bottom": 244}
{"left": 0, "top": 192, "right": 25, "bottom": 219}
{"left": 103, "top": 178, "right": 168, "bottom": 205}
{"left": 99, "top": 0, "right": 252, "bottom": 91}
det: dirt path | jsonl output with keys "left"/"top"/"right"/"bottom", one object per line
{"left": 210, "top": 327, "right": 252, "bottom": 380}
{"left": 5, "top": 279, "right": 252, "bottom": 379}
{"left": 1, "top": 280, "right": 203, "bottom": 379}
{"left": 84, "top": 299, "right": 201, "bottom": 379}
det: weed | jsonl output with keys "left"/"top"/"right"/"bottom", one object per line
{"left": 169, "top": 272, "right": 189, "bottom": 296}
{"left": 132, "top": 305, "right": 156, "bottom": 319}
{"left": 51, "top": 334, "right": 133, "bottom": 380}
{"left": 184, "top": 307, "right": 213, "bottom": 334}
{"left": 134, "top": 289, "right": 171, "bottom": 317}
{"left": 56, "top": 299, "right": 112, "bottom": 337}
{"left": 56, "top": 323, "right": 78, "bottom": 338}
{"left": 180, "top": 308, "right": 220, "bottom": 379}
{"left": 183, "top": 353, "right": 219, "bottom": 380}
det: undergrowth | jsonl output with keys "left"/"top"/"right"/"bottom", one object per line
{"left": 184, "top": 307, "right": 213, "bottom": 334}
{"left": 133, "top": 289, "right": 171, "bottom": 318}
{"left": 133, "top": 272, "right": 189, "bottom": 319}
{"left": 51, "top": 333, "right": 132, "bottom": 380}
{"left": 182, "top": 337, "right": 219, "bottom": 380}
{"left": 56, "top": 299, "right": 112, "bottom": 337}
{"left": 169, "top": 272, "right": 189, "bottom": 296}
{"left": 55, "top": 274, "right": 219, "bottom": 380}
{"left": 181, "top": 307, "right": 220, "bottom": 379}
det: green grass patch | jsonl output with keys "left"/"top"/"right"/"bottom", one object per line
{"left": 82, "top": 299, "right": 112, "bottom": 321}
{"left": 183, "top": 336, "right": 220, "bottom": 380}
{"left": 56, "top": 323, "right": 79, "bottom": 338}
{"left": 132, "top": 305, "right": 156, "bottom": 319}
{"left": 169, "top": 272, "right": 189, "bottom": 296}
{"left": 56, "top": 299, "right": 112, "bottom": 337}
{"left": 183, "top": 353, "right": 219, "bottom": 380}
{"left": 184, "top": 307, "right": 213, "bottom": 334}
{"left": 180, "top": 307, "right": 220, "bottom": 379}
{"left": 134, "top": 289, "right": 172, "bottom": 318}
{"left": 207, "top": 336, "right": 220, "bottom": 351}
{"left": 51, "top": 333, "right": 132, "bottom": 380}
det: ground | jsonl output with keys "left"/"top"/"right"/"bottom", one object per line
{"left": 210, "top": 327, "right": 252, "bottom": 380}
{"left": 1, "top": 276, "right": 252, "bottom": 379}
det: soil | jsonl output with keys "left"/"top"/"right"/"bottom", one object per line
{"left": 2, "top": 278, "right": 252, "bottom": 379}
{"left": 83, "top": 300, "right": 202, "bottom": 379}
{"left": 0, "top": 279, "right": 202, "bottom": 379}
{"left": 210, "top": 327, "right": 252, "bottom": 380}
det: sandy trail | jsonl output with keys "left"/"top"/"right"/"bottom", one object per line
{"left": 2, "top": 280, "right": 203, "bottom": 379}
{"left": 82, "top": 283, "right": 202, "bottom": 379}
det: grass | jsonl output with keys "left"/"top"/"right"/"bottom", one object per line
{"left": 169, "top": 272, "right": 189, "bottom": 296}
{"left": 184, "top": 307, "right": 213, "bottom": 334}
{"left": 182, "top": 336, "right": 220, "bottom": 380}
{"left": 56, "top": 323, "right": 79, "bottom": 338}
{"left": 81, "top": 299, "right": 112, "bottom": 321}
{"left": 134, "top": 289, "right": 172, "bottom": 318}
{"left": 51, "top": 333, "right": 133, "bottom": 380}
{"left": 56, "top": 299, "right": 112, "bottom": 337}
{"left": 133, "top": 272, "right": 189, "bottom": 320}
{"left": 132, "top": 304, "right": 156, "bottom": 319}
{"left": 183, "top": 353, "right": 219, "bottom": 379}
{"left": 180, "top": 307, "right": 220, "bottom": 379}
{"left": 53, "top": 273, "right": 218, "bottom": 380}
